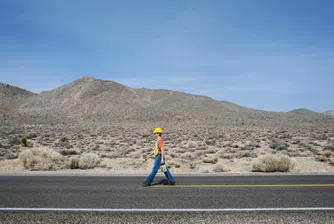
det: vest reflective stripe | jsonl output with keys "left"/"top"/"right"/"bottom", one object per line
{"left": 154, "top": 140, "right": 162, "bottom": 156}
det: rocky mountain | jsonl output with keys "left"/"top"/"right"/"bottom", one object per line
{"left": 0, "top": 83, "right": 35, "bottom": 119}
{"left": 2, "top": 76, "right": 333, "bottom": 129}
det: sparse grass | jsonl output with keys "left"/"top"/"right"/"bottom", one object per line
{"left": 19, "top": 147, "right": 66, "bottom": 170}
{"left": 252, "top": 154, "right": 294, "bottom": 172}
{"left": 78, "top": 153, "right": 101, "bottom": 169}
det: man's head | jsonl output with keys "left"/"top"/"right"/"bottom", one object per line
{"left": 153, "top": 127, "right": 163, "bottom": 137}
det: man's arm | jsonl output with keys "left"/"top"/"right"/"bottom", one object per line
{"left": 161, "top": 146, "right": 165, "bottom": 163}
{"left": 145, "top": 152, "right": 154, "bottom": 160}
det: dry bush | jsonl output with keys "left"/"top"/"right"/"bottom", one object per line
{"left": 252, "top": 154, "right": 294, "bottom": 172}
{"left": 68, "top": 157, "right": 80, "bottom": 169}
{"left": 168, "top": 161, "right": 181, "bottom": 168}
{"left": 324, "top": 145, "right": 334, "bottom": 152}
{"left": 330, "top": 158, "right": 334, "bottom": 166}
{"left": 180, "top": 152, "right": 196, "bottom": 160}
{"left": 175, "top": 148, "right": 186, "bottom": 153}
{"left": 202, "top": 156, "right": 218, "bottom": 164}
{"left": 199, "top": 168, "right": 210, "bottom": 174}
{"left": 316, "top": 156, "right": 328, "bottom": 162}
{"left": 219, "top": 153, "right": 234, "bottom": 159}
{"left": 207, "top": 148, "right": 218, "bottom": 154}
{"left": 19, "top": 147, "right": 66, "bottom": 170}
{"left": 59, "top": 149, "right": 80, "bottom": 156}
{"left": 213, "top": 164, "right": 225, "bottom": 172}
{"left": 196, "top": 150, "right": 207, "bottom": 157}
{"left": 323, "top": 150, "right": 333, "bottom": 158}
{"left": 78, "top": 153, "right": 101, "bottom": 169}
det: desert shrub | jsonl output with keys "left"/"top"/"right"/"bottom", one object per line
{"left": 316, "top": 156, "right": 328, "bottom": 162}
{"left": 27, "top": 133, "right": 38, "bottom": 139}
{"left": 219, "top": 153, "right": 235, "bottom": 159}
{"left": 196, "top": 150, "right": 206, "bottom": 157}
{"left": 19, "top": 147, "right": 66, "bottom": 170}
{"left": 78, "top": 153, "right": 101, "bottom": 169}
{"left": 213, "top": 164, "right": 225, "bottom": 172}
{"left": 168, "top": 161, "right": 181, "bottom": 168}
{"left": 202, "top": 156, "right": 218, "bottom": 164}
{"left": 207, "top": 148, "right": 218, "bottom": 154}
{"left": 330, "top": 158, "right": 334, "bottom": 166}
{"left": 323, "top": 150, "right": 333, "bottom": 158}
{"left": 199, "top": 168, "right": 210, "bottom": 174}
{"left": 175, "top": 148, "right": 186, "bottom": 153}
{"left": 180, "top": 152, "right": 196, "bottom": 160}
{"left": 270, "top": 142, "right": 288, "bottom": 151}
{"left": 243, "top": 152, "right": 257, "bottom": 158}
{"left": 241, "top": 143, "right": 259, "bottom": 151}
{"left": 291, "top": 139, "right": 301, "bottom": 144}
{"left": 324, "top": 145, "right": 334, "bottom": 152}
{"left": 59, "top": 149, "right": 80, "bottom": 156}
{"left": 10, "top": 136, "right": 21, "bottom": 146}
{"left": 68, "top": 157, "right": 80, "bottom": 169}
{"left": 252, "top": 154, "right": 294, "bottom": 172}
{"left": 21, "top": 137, "right": 27, "bottom": 147}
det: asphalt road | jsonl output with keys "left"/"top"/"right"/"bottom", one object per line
{"left": 1, "top": 175, "right": 333, "bottom": 223}
{"left": 1, "top": 175, "right": 333, "bottom": 209}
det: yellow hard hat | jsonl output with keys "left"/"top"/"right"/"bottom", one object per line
{"left": 153, "top": 127, "right": 163, "bottom": 134}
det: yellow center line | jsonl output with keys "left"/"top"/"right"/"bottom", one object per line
{"left": 152, "top": 184, "right": 334, "bottom": 188}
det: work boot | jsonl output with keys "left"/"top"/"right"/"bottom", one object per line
{"left": 143, "top": 181, "right": 151, "bottom": 187}
{"left": 168, "top": 181, "right": 176, "bottom": 185}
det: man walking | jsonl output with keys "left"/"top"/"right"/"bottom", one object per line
{"left": 143, "top": 127, "right": 176, "bottom": 186}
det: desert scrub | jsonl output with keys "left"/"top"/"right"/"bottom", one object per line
{"left": 252, "top": 154, "right": 294, "bottom": 172}
{"left": 168, "top": 161, "right": 181, "bottom": 168}
{"left": 78, "top": 153, "right": 101, "bottom": 169}
{"left": 180, "top": 152, "right": 197, "bottom": 160}
{"left": 213, "top": 164, "right": 225, "bottom": 172}
{"left": 19, "top": 147, "right": 66, "bottom": 170}
{"left": 59, "top": 149, "right": 80, "bottom": 156}
{"left": 201, "top": 156, "right": 218, "bottom": 164}
{"left": 316, "top": 156, "right": 328, "bottom": 162}
{"left": 68, "top": 157, "right": 80, "bottom": 169}
{"left": 21, "top": 137, "right": 27, "bottom": 147}
{"left": 323, "top": 150, "right": 333, "bottom": 158}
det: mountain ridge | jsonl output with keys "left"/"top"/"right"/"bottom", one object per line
{"left": 1, "top": 76, "right": 333, "bottom": 128}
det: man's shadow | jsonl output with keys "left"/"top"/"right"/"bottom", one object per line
{"left": 151, "top": 179, "right": 169, "bottom": 186}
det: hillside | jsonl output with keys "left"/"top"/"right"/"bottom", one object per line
{"left": 324, "top": 110, "right": 334, "bottom": 116}
{"left": 0, "top": 76, "right": 331, "bottom": 128}
{"left": 17, "top": 76, "right": 245, "bottom": 125}
{"left": 0, "top": 83, "right": 35, "bottom": 118}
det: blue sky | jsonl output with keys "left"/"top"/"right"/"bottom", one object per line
{"left": 0, "top": 0, "right": 333, "bottom": 112}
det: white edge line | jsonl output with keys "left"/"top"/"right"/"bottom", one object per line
{"left": 0, "top": 208, "right": 334, "bottom": 212}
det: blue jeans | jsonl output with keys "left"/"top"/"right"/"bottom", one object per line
{"left": 146, "top": 155, "right": 175, "bottom": 185}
